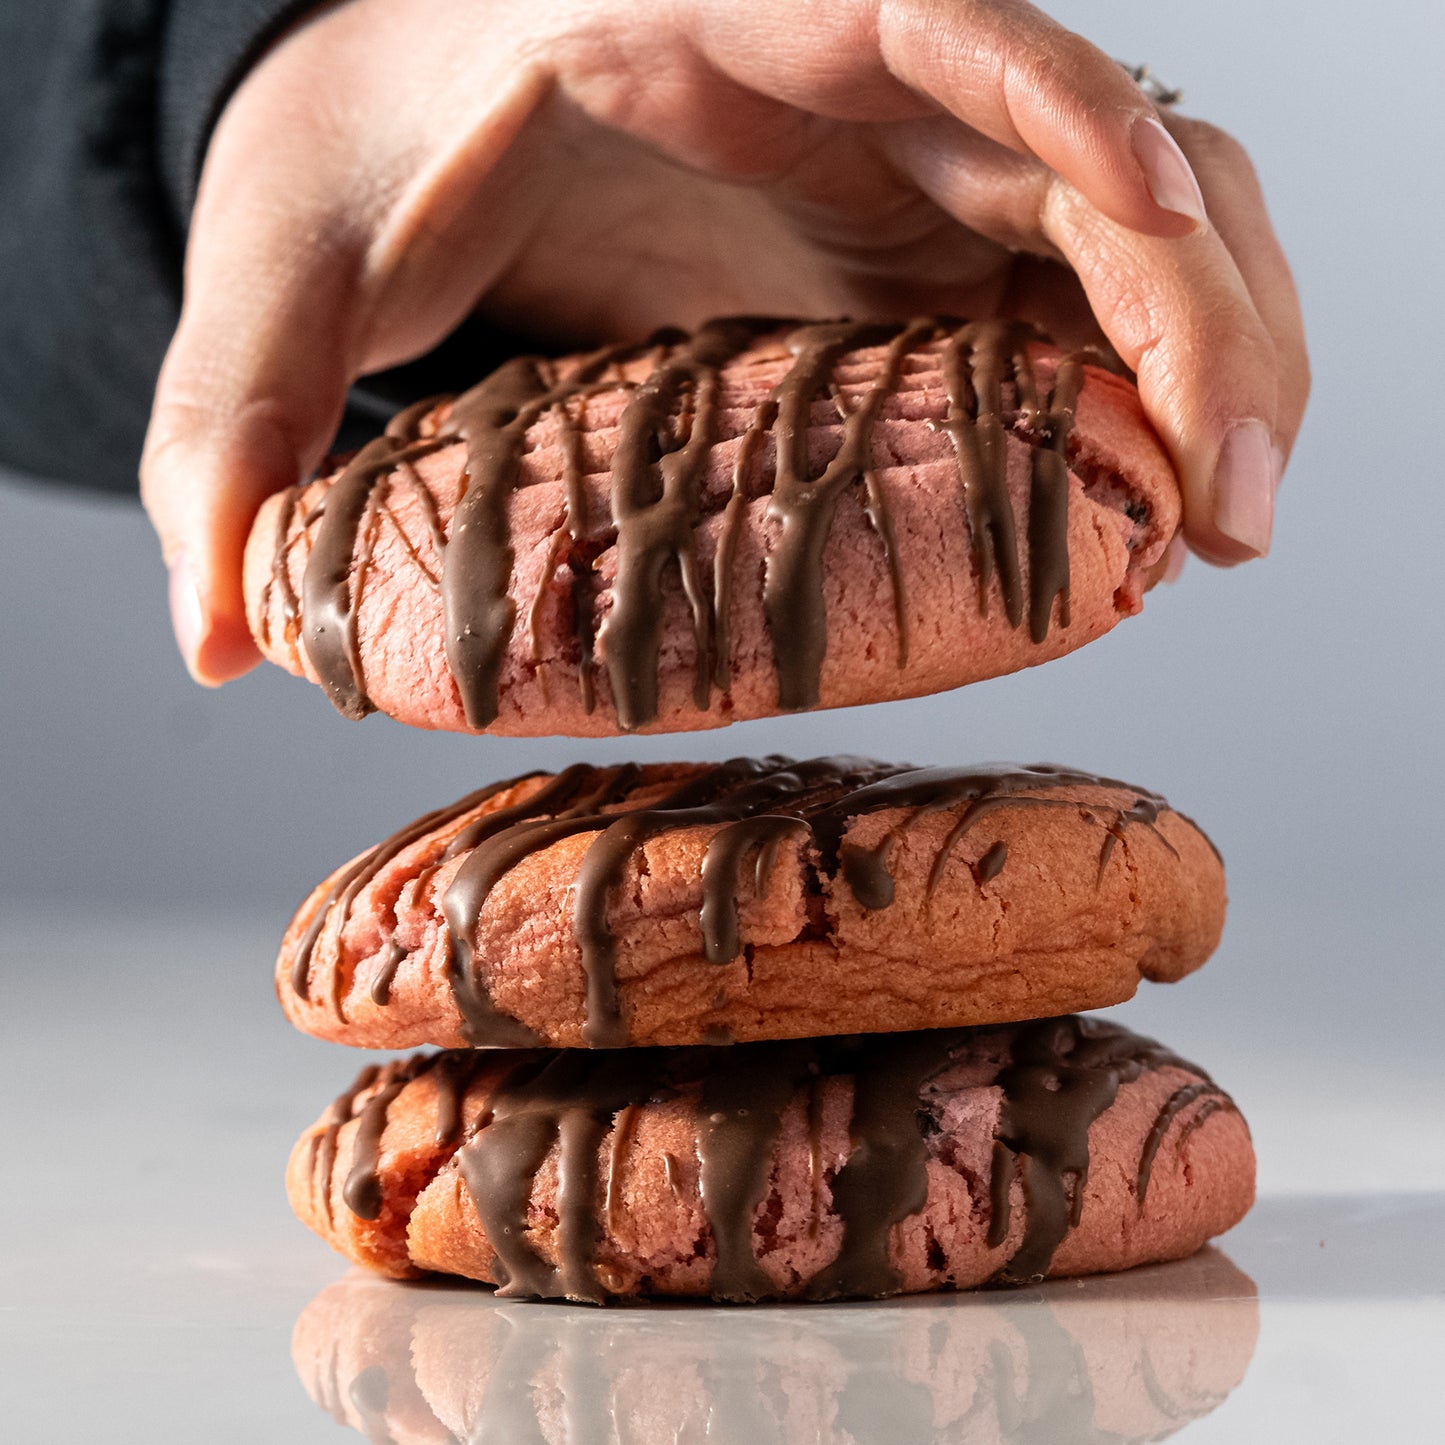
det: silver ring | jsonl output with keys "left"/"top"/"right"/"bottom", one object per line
{"left": 1121, "top": 63, "right": 1182, "bottom": 108}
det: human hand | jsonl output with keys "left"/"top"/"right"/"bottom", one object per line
{"left": 142, "top": 0, "right": 1308, "bottom": 683}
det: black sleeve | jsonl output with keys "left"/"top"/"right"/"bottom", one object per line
{"left": 0, "top": 1, "right": 312, "bottom": 495}
{"left": 0, "top": 1, "right": 536, "bottom": 498}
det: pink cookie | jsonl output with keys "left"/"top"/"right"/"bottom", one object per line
{"left": 245, "top": 318, "right": 1179, "bottom": 736}
{"left": 276, "top": 758, "right": 1226, "bottom": 1051}
{"left": 287, "top": 1016, "right": 1254, "bottom": 1302}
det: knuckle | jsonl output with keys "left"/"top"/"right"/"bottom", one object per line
{"left": 1012, "top": 30, "right": 1093, "bottom": 102}
{"left": 1152, "top": 324, "right": 1281, "bottom": 430}
{"left": 1135, "top": 297, "right": 1278, "bottom": 394}
{"left": 1195, "top": 316, "right": 1279, "bottom": 394}
{"left": 139, "top": 400, "right": 208, "bottom": 504}
{"left": 1018, "top": 21, "right": 1127, "bottom": 114}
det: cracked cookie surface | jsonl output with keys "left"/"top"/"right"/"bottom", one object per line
{"left": 277, "top": 757, "right": 1226, "bottom": 1051}
{"left": 245, "top": 318, "right": 1179, "bottom": 736}
{"left": 287, "top": 1017, "right": 1254, "bottom": 1301}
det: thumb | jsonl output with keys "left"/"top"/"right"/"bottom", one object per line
{"left": 141, "top": 196, "right": 359, "bottom": 685}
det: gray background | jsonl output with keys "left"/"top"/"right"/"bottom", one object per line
{"left": 3, "top": 5, "right": 1444, "bottom": 1440}
{"left": 3, "top": 0, "right": 1442, "bottom": 1104}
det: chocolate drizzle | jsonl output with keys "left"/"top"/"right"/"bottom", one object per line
{"left": 270, "top": 318, "right": 1103, "bottom": 730}
{"left": 445, "top": 348, "right": 634, "bottom": 727}
{"left": 309, "top": 1064, "right": 380, "bottom": 1229}
{"left": 342, "top": 1069, "right": 416, "bottom": 1221}
{"left": 445, "top": 1032, "right": 960, "bottom": 1303}
{"left": 308, "top": 1054, "right": 475, "bottom": 1231}
{"left": 976, "top": 840, "right": 1009, "bottom": 883}
{"left": 288, "top": 776, "right": 529, "bottom": 1003}
{"left": 697, "top": 1051, "right": 806, "bottom": 1301}
{"left": 457, "top": 1052, "right": 651, "bottom": 1303}
{"left": 802, "top": 1032, "right": 957, "bottom": 1300}
{"left": 369, "top": 940, "right": 405, "bottom": 1006}
{"left": 939, "top": 321, "right": 1085, "bottom": 642}
{"left": 1136, "top": 1082, "right": 1237, "bottom": 1204}
{"left": 288, "top": 757, "right": 1187, "bottom": 1049}
{"left": 986, "top": 1018, "right": 1198, "bottom": 1283}
{"left": 761, "top": 320, "right": 918, "bottom": 707}
{"left": 319, "top": 1017, "right": 1233, "bottom": 1303}
{"left": 297, "top": 399, "right": 446, "bottom": 719}
{"left": 598, "top": 319, "right": 756, "bottom": 726}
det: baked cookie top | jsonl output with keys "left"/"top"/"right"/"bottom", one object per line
{"left": 288, "top": 1017, "right": 1254, "bottom": 1302}
{"left": 278, "top": 756, "right": 1225, "bottom": 1050}
{"left": 245, "top": 318, "right": 1179, "bottom": 736}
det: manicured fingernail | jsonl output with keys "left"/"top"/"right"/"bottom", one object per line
{"left": 168, "top": 555, "right": 205, "bottom": 677}
{"left": 1131, "top": 115, "right": 1207, "bottom": 228}
{"left": 1213, "top": 420, "right": 1278, "bottom": 556}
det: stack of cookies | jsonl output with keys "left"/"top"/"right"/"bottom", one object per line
{"left": 257, "top": 320, "right": 1254, "bottom": 1302}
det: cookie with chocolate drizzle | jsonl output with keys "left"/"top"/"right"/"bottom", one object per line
{"left": 286, "top": 1017, "right": 1254, "bottom": 1302}
{"left": 244, "top": 318, "right": 1180, "bottom": 736}
{"left": 277, "top": 756, "right": 1225, "bottom": 1052}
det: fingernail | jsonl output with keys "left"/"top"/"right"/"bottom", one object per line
{"left": 168, "top": 555, "right": 205, "bottom": 677}
{"left": 1271, "top": 441, "right": 1287, "bottom": 493}
{"left": 1213, "top": 420, "right": 1278, "bottom": 556}
{"left": 1131, "top": 115, "right": 1207, "bottom": 228}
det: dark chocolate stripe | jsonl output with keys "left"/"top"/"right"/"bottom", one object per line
{"left": 1137, "top": 1083, "right": 1235, "bottom": 1204}
{"left": 803, "top": 1032, "right": 958, "bottom": 1300}
{"left": 443, "top": 359, "right": 551, "bottom": 729}
{"left": 763, "top": 320, "right": 929, "bottom": 709}
{"left": 266, "top": 486, "right": 301, "bottom": 635}
{"left": 300, "top": 436, "right": 405, "bottom": 719}
{"left": 298, "top": 401, "right": 442, "bottom": 719}
{"left": 698, "top": 815, "right": 808, "bottom": 964}
{"left": 698, "top": 1047, "right": 810, "bottom": 1301}
{"left": 1025, "top": 351, "right": 1082, "bottom": 643}
{"left": 342, "top": 1071, "right": 415, "bottom": 1222}
{"left": 942, "top": 322, "right": 1026, "bottom": 627}
{"left": 987, "top": 1018, "right": 1189, "bottom": 1283}
{"left": 289, "top": 776, "right": 527, "bottom": 1001}
{"left": 443, "top": 344, "right": 643, "bottom": 727}
{"left": 599, "top": 319, "right": 758, "bottom": 726}
{"left": 976, "top": 840, "right": 1009, "bottom": 883}
{"left": 457, "top": 1052, "right": 643, "bottom": 1303}
{"left": 311, "top": 1064, "right": 380, "bottom": 1230}
{"left": 369, "top": 939, "right": 405, "bottom": 1006}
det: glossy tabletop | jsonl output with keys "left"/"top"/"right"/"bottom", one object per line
{"left": 3, "top": 916, "right": 1442, "bottom": 1444}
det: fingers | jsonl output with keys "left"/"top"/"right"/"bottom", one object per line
{"left": 1040, "top": 181, "right": 1282, "bottom": 563}
{"left": 142, "top": 81, "right": 363, "bottom": 683}
{"left": 143, "top": 285, "right": 357, "bottom": 686}
{"left": 680, "top": 0, "right": 1205, "bottom": 235}
{"left": 885, "top": 108, "right": 1303, "bottom": 563}
{"left": 143, "top": 0, "right": 548, "bottom": 684}
{"left": 1165, "top": 114, "right": 1310, "bottom": 467}
{"left": 879, "top": 0, "right": 1207, "bottom": 234}
{"left": 1044, "top": 115, "right": 1309, "bottom": 561}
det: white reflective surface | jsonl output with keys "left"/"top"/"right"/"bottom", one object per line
{"left": 293, "top": 1248, "right": 1259, "bottom": 1443}
{"left": 3, "top": 919, "right": 1442, "bottom": 1443}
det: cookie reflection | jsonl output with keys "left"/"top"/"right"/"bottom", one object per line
{"left": 293, "top": 1247, "right": 1257, "bottom": 1444}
